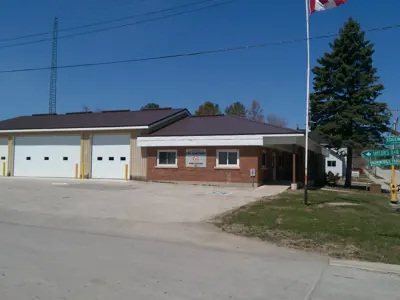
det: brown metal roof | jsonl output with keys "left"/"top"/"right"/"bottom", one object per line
{"left": 0, "top": 108, "right": 188, "bottom": 131}
{"left": 147, "top": 115, "right": 300, "bottom": 136}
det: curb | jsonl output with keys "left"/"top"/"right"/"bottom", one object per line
{"left": 329, "top": 259, "right": 400, "bottom": 275}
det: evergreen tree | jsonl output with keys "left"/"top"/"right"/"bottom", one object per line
{"left": 195, "top": 101, "right": 221, "bottom": 116}
{"left": 310, "top": 18, "right": 391, "bottom": 187}
{"left": 141, "top": 103, "right": 160, "bottom": 110}
{"left": 225, "top": 101, "right": 247, "bottom": 116}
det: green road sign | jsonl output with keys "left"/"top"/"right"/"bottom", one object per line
{"left": 362, "top": 149, "right": 400, "bottom": 158}
{"left": 369, "top": 159, "right": 400, "bottom": 167}
{"left": 384, "top": 136, "right": 400, "bottom": 146}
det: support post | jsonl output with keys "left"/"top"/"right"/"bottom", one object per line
{"left": 291, "top": 145, "right": 298, "bottom": 190}
{"left": 2, "top": 162, "right": 5, "bottom": 177}
{"left": 304, "top": 0, "right": 311, "bottom": 205}
{"left": 391, "top": 116, "right": 398, "bottom": 203}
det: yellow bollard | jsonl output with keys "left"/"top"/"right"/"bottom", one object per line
{"left": 75, "top": 163, "right": 78, "bottom": 179}
{"left": 124, "top": 164, "right": 129, "bottom": 181}
{"left": 81, "top": 163, "right": 85, "bottom": 180}
{"left": 2, "top": 162, "right": 5, "bottom": 177}
{"left": 390, "top": 165, "right": 397, "bottom": 202}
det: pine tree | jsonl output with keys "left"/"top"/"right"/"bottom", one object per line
{"left": 195, "top": 101, "right": 221, "bottom": 116}
{"left": 310, "top": 18, "right": 391, "bottom": 188}
{"left": 225, "top": 101, "right": 247, "bottom": 116}
{"left": 141, "top": 103, "right": 160, "bottom": 110}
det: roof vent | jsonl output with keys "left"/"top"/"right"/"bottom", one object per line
{"left": 32, "top": 113, "right": 57, "bottom": 116}
{"left": 101, "top": 109, "right": 130, "bottom": 113}
{"left": 66, "top": 111, "right": 93, "bottom": 115}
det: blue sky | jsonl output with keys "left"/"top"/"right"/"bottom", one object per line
{"left": 0, "top": 0, "right": 399, "bottom": 128}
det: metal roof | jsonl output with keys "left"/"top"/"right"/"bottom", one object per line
{"left": 0, "top": 108, "right": 188, "bottom": 131}
{"left": 147, "top": 115, "right": 300, "bottom": 136}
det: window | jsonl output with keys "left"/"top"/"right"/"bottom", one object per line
{"left": 44, "top": 157, "right": 49, "bottom": 161}
{"left": 327, "top": 160, "right": 337, "bottom": 167}
{"left": 261, "top": 151, "right": 267, "bottom": 169}
{"left": 0, "top": 157, "right": 5, "bottom": 160}
{"left": 120, "top": 157, "right": 126, "bottom": 161}
{"left": 109, "top": 157, "right": 114, "bottom": 161}
{"left": 63, "top": 157, "right": 68, "bottom": 161}
{"left": 97, "top": 157, "right": 103, "bottom": 161}
{"left": 26, "top": 157, "right": 31, "bottom": 161}
{"left": 157, "top": 150, "right": 177, "bottom": 167}
{"left": 216, "top": 150, "right": 239, "bottom": 167}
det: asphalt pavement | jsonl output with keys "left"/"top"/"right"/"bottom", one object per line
{"left": 0, "top": 178, "right": 399, "bottom": 299}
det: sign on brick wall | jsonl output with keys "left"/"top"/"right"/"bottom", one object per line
{"left": 186, "top": 149, "right": 207, "bottom": 168}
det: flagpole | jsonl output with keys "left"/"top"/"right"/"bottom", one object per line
{"left": 304, "top": 0, "right": 311, "bottom": 205}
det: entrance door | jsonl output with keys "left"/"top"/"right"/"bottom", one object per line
{"left": 272, "top": 152, "right": 277, "bottom": 181}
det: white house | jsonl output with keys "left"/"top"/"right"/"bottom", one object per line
{"left": 325, "top": 148, "right": 347, "bottom": 177}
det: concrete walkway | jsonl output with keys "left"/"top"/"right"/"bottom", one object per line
{"left": 375, "top": 167, "right": 400, "bottom": 185}
{"left": 364, "top": 168, "right": 400, "bottom": 199}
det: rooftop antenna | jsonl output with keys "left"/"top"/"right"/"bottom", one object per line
{"left": 48, "top": 16, "right": 58, "bottom": 114}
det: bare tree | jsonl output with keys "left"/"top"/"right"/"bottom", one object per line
{"left": 246, "top": 100, "right": 264, "bottom": 122}
{"left": 82, "top": 105, "right": 91, "bottom": 112}
{"left": 265, "top": 114, "right": 288, "bottom": 127}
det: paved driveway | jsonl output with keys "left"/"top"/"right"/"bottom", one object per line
{"left": 0, "top": 178, "right": 399, "bottom": 299}
{"left": 0, "top": 178, "right": 287, "bottom": 223}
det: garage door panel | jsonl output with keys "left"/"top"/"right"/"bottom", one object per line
{"left": 92, "top": 134, "right": 130, "bottom": 179}
{"left": 15, "top": 135, "right": 79, "bottom": 146}
{"left": 14, "top": 136, "right": 80, "bottom": 178}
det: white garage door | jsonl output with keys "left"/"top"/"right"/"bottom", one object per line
{"left": 14, "top": 135, "right": 80, "bottom": 178}
{"left": 91, "top": 134, "right": 130, "bottom": 179}
{"left": 0, "top": 138, "right": 8, "bottom": 176}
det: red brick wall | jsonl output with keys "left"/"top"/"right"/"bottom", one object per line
{"left": 146, "top": 146, "right": 262, "bottom": 185}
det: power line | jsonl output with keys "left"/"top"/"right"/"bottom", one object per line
{"left": 0, "top": 0, "right": 235, "bottom": 50}
{"left": 0, "top": 22, "right": 399, "bottom": 74}
{"left": 0, "top": 0, "right": 218, "bottom": 42}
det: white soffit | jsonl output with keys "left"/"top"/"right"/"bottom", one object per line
{"left": 137, "top": 134, "right": 304, "bottom": 147}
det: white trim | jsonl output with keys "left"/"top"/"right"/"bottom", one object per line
{"left": 138, "top": 134, "right": 303, "bottom": 147}
{"left": 216, "top": 149, "right": 240, "bottom": 168}
{"left": 157, "top": 149, "right": 178, "bottom": 167}
{"left": 0, "top": 126, "right": 149, "bottom": 134}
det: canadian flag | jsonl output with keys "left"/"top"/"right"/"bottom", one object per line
{"left": 310, "top": 0, "right": 348, "bottom": 13}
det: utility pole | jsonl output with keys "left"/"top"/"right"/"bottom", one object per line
{"left": 48, "top": 17, "right": 58, "bottom": 114}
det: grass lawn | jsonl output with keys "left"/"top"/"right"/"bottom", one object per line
{"left": 215, "top": 190, "right": 400, "bottom": 264}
